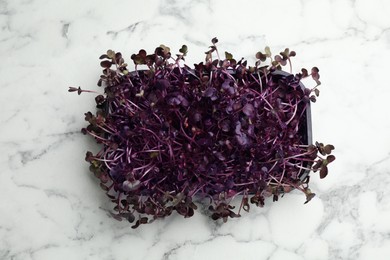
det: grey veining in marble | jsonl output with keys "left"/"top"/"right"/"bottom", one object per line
{"left": 1, "top": 0, "right": 390, "bottom": 259}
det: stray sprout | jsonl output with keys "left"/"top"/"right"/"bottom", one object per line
{"left": 70, "top": 38, "right": 335, "bottom": 228}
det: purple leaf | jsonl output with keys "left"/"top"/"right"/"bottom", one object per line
{"left": 242, "top": 103, "right": 255, "bottom": 117}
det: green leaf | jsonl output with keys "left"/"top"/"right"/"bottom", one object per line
{"left": 106, "top": 49, "right": 115, "bottom": 59}
{"left": 150, "top": 151, "right": 159, "bottom": 158}
{"left": 304, "top": 192, "right": 316, "bottom": 204}
{"left": 280, "top": 48, "right": 289, "bottom": 58}
{"left": 159, "top": 45, "right": 170, "bottom": 56}
{"left": 131, "top": 50, "right": 148, "bottom": 65}
{"left": 265, "top": 46, "right": 271, "bottom": 57}
{"left": 256, "top": 52, "right": 267, "bottom": 62}
{"left": 225, "top": 51, "right": 233, "bottom": 60}
{"left": 179, "top": 45, "right": 188, "bottom": 55}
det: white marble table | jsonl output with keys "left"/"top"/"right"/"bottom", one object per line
{"left": 1, "top": 0, "right": 390, "bottom": 259}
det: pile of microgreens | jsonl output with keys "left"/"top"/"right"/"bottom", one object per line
{"left": 70, "top": 38, "right": 335, "bottom": 228}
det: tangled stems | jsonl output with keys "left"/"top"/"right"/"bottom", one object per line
{"left": 70, "top": 38, "right": 335, "bottom": 228}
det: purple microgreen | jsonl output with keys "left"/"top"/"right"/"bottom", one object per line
{"left": 311, "top": 67, "right": 321, "bottom": 85}
{"left": 324, "top": 144, "right": 335, "bottom": 155}
{"left": 131, "top": 49, "right": 147, "bottom": 65}
{"left": 68, "top": 86, "right": 100, "bottom": 95}
{"left": 301, "top": 68, "right": 309, "bottom": 78}
{"left": 71, "top": 39, "right": 335, "bottom": 228}
{"left": 319, "top": 165, "right": 328, "bottom": 179}
{"left": 100, "top": 60, "right": 112, "bottom": 69}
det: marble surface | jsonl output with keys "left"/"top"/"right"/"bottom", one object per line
{"left": 1, "top": 0, "right": 390, "bottom": 259}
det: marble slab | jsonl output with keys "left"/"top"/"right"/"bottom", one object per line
{"left": 1, "top": 0, "right": 390, "bottom": 259}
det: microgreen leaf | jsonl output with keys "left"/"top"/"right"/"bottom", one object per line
{"left": 301, "top": 68, "right": 309, "bottom": 78}
{"left": 264, "top": 46, "right": 271, "bottom": 57}
{"left": 106, "top": 49, "right": 115, "bottom": 59}
{"left": 179, "top": 45, "right": 188, "bottom": 56}
{"left": 225, "top": 51, "right": 233, "bottom": 60}
{"left": 319, "top": 166, "right": 328, "bottom": 179}
{"left": 256, "top": 52, "right": 267, "bottom": 62}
